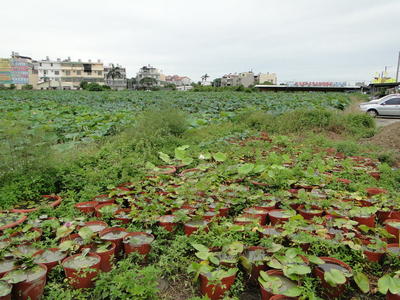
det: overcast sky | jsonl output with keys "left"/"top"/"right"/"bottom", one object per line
{"left": 1, "top": 0, "right": 399, "bottom": 83}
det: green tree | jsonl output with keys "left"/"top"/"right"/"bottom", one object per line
{"left": 106, "top": 64, "right": 123, "bottom": 89}
{"left": 139, "top": 77, "right": 158, "bottom": 88}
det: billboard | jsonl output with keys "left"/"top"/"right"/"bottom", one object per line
{"left": 0, "top": 58, "right": 29, "bottom": 85}
{"left": 0, "top": 58, "right": 12, "bottom": 84}
{"left": 286, "top": 81, "right": 348, "bottom": 87}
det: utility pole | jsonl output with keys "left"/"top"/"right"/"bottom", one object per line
{"left": 396, "top": 51, "right": 400, "bottom": 83}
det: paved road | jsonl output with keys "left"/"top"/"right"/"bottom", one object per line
{"left": 375, "top": 117, "right": 400, "bottom": 127}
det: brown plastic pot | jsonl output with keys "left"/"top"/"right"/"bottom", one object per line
{"left": 365, "top": 188, "right": 388, "bottom": 197}
{"left": 114, "top": 208, "right": 131, "bottom": 224}
{"left": 60, "top": 233, "right": 85, "bottom": 248}
{"left": 297, "top": 206, "right": 323, "bottom": 220}
{"left": 243, "top": 207, "right": 269, "bottom": 225}
{"left": 387, "top": 243, "right": 400, "bottom": 256}
{"left": 79, "top": 221, "right": 108, "bottom": 233}
{"left": 353, "top": 214, "right": 376, "bottom": 228}
{"left": 0, "top": 214, "right": 27, "bottom": 231}
{"left": 11, "top": 195, "right": 62, "bottom": 214}
{"left": 10, "top": 228, "right": 42, "bottom": 242}
{"left": 385, "top": 219, "right": 400, "bottom": 243}
{"left": 184, "top": 220, "right": 209, "bottom": 236}
{"left": 0, "top": 258, "right": 17, "bottom": 278}
{"left": 158, "top": 215, "right": 178, "bottom": 232}
{"left": 33, "top": 248, "right": 67, "bottom": 272}
{"left": 94, "top": 203, "right": 119, "bottom": 218}
{"left": 362, "top": 242, "right": 385, "bottom": 263}
{"left": 245, "top": 246, "right": 268, "bottom": 284}
{"left": 155, "top": 165, "right": 176, "bottom": 175}
{"left": 270, "top": 296, "right": 297, "bottom": 300}
{"left": 62, "top": 253, "right": 101, "bottom": 289}
{"left": 378, "top": 210, "right": 400, "bottom": 223}
{"left": 313, "top": 257, "right": 352, "bottom": 298}
{"left": 123, "top": 232, "right": 154, "bottom": 256}
{"left": 90, "top": 242, "right": 116, "bottom": 272}
{"left": 7, "top": 263, "right": 47, "bottom": 300}
{"left": 92, "top": 194, "right": 114, "bottom": 205}
{"left": 268, "top": 209, "right": 294, "bottom": 225}
{"left": 260, "top": 269, "right": 296, "bottom": 300}
{"left": 199, "top": 271, "right": 236, "bottom": 300}
{"left": 387, "top": 292, "right": 400, "bottom": 300}
{"left": 0, "top": 281, "right": 11, "bottom": 300}
{"left": 99, "top": 227, "right": 128, "bottom": 255}
{"left": 74, "top": 201, "right": 98, "bottom": 215}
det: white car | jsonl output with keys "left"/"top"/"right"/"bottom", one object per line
{"left": 359, "top": 94, "right": 400, "bottom": 117}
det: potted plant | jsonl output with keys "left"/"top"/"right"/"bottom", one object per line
{"left": 3, "top": 256, "right": 47, "bottom": 300}
{"left": 62, "top": 249, "right": 101, "bottom": 289}
{"left": 123, "top": 232, "right": 154, "bottom": 257}
{"left": 0, "top": 280, "right": 12, "bottom": 300}
{"left": 33, "top": 248, "right": 67, "bottom": 272}
{"left": 378, "top": 271, "right": 400, "bottom": 300}
{"left": 258, "top": 270, "right": 301, "bottom": 299}
{"left": 187, "top": 262, "right": 237, "bottom": 300}
{"left": 99, "top": 227, "right": 128, "bottom": 255}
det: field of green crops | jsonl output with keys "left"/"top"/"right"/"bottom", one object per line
{"left": 0, "top": 90, "right": 351, "bottom": 143}
{"left": 1, "top": 90, "right": 399, "bottom": 300}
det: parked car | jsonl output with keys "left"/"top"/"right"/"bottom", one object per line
{"left": 359, "top": 94, "right": 400, "bottom": 117}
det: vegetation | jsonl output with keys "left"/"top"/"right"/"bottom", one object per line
{"left": 0, "top": 90, "right": 398, "bottom": 299}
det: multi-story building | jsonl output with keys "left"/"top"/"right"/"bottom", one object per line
{"left": 136, "top": 65, "right": 161, "bottom": 86}
{"left": 33, "top": 57, "right": 104, "bottom": 89}
{"left": 221, "top": 71, "right": 277, "bottom": 87}
{"left": 104, "top": 64, "right": 127, "bottom": 90}
{"left": 255, "top": 72, "right": 277, "bottom": 85}
{"left": 165, "top": 75, "right": 192, "bottom": 86}
{"left": 0, "top": 52, "right": 38, "bottom": 89}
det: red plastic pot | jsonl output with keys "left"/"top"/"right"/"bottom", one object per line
{"left": 297, "top": 206, "right": 323, "bottom": 220}
{"left": 353, "top": 214, "right": 376, "bottom": 228}
{"left": 114, "top": 208, "right": 131, "bottom": 224}
{"left": 99, "top": 227, "right": 128, "bottom": 255}
{"left": 378, "top": 211, "right": 400, "bottom": 223}
{"left": 254, "top": 202, "right": 276, "bottom": 212}
{"left": 10, "top": 228, "right": 42, "bottom": 242}
{"left": 7, "top": 263, "right": 47, "bottom": 300}
{"left": 90, "top": 242, "right": 116, "bottom": 272}
{"left": 123, "top": 232, "right": 154, "bottom": 256}
{"left": 179, "top": 168, "right": 201, "bottom": 177}
{"left": 313, "top": 257, "right": 352, "bottom": 298}
{"left": 387, "top": 292, "right": 400, "bottom": 300}
{"left": 156, "top": 165, "right": 176, "bottom": 175}
{"left": 11, "top": 195, "right": 62, "bottom": 214}
{"left": 361, "top": 241, "right": 385, "bottom": 263}
{"left": 258, "top": 226, "right": 282, "bottom": 239}
{"left": 387, "top": 243, "right": 400, "bottom": 256}
{"left": 94, "top": 203, "right": 120, "bottom": 218}
{"left": 92, "top": 194, "right": 114, "bottom": 205}
{"left": 62, "top": 253, "right": 101, "bottom": 289}
{"left": 183, "top": 220, "right": 209, "bottom": 236}
{"left": 369, "top": 172, "right": 381, "bottom": 180}
{"left": 61, "top": 233, "right": 85, "bottom": 248}
{"left": 158, "top": 215, "right": 178, "bottom": 232}
{"left": 199, "top": 271, "right": 236, "bottom": 300}
{"left": 33, "top": 248, "right": 67, "bottom": 272}
{"left": 74, "top": 201, "right": 98, "bottom": 215}
{"left": 385, "top": 219, "right": 400, "bottom": 243}
{"left": 270, "top": 296, "right": 297, "bottom": 300}
{"left": 337, "top": 178, "right": 351, "bottom": 185}
{"left": 0, "top": 281, "right": 11, "bottom": 300}
{"left": 0, "top": 258, "right": 17, "bottom": 278}
{"left": 260, "top": 269, "right": 296, "bottom": 300}
{"left": 245, "top": 246, "right": 268, "bottom": 284}
{"left": 79, "top": 221, "right": 108, "bottom": 233}
{"left": 0, "top": 214, "right": 27, "bottom": 231}
{"left": 243, "top": 207, "right": 269, "bottom": 225}
{"left": 268, "top": 209, "right": 294, "bottom": 225}
{"left": 365, "top": 188, "right": 387, "bottom": 197}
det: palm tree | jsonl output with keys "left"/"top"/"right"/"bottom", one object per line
{"left": 139, "top": 77, "right": 157, "bottom": 88}
{"left": 201, "top": 73, "right": 210, "bottom": 83}
{"left": 106, "top": 64, "right": 123, "bottom": 89}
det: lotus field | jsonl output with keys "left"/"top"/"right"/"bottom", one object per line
{"left": 0, "top": 91, "right": 399, "bottom": 300}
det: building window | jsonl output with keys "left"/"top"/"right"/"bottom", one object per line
{"left": 98, "top": 71, "right": 102, "bottom": 76}
{"left": 50, "top": 63, "right": 53, "bottom": 67}
{"left": 77, "top": 71, "right": 81, "bottom": 75}
{"left": 39, "top": 63, "right": 42, "bottom": 67}
{"left": 66, "top": 71, "right": 71, "bottom": 75}
{"left": 43, "top": 70, "right": 47, "bottom": 75}
{"left": 54, "top": 71, "right": 59, "bottom": 75}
